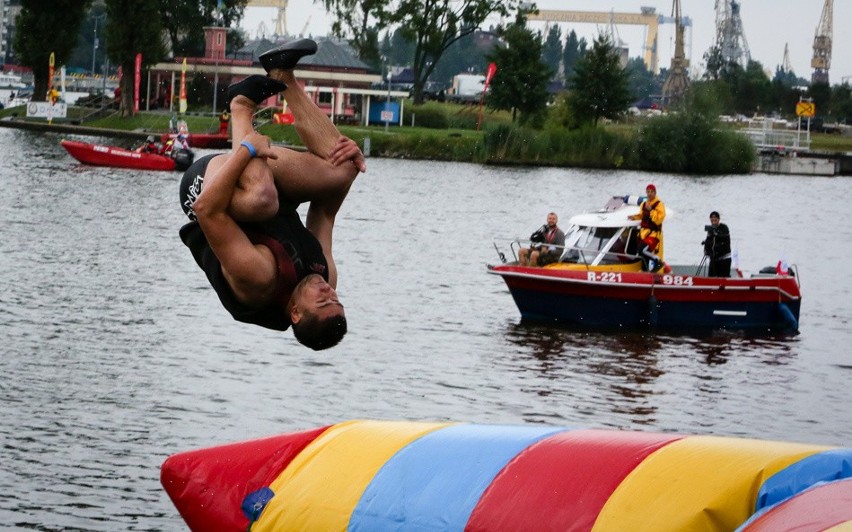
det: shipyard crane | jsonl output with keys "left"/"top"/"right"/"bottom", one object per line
{"left": 782, "top": 43, "right": 792, "bottom": 73}
{"left": 714, "top": 0, "right": 750, "bottom": 68}
{"left": 811, "top": 0, "right": 832, "bottom": 84}
{"left": 247, "top": 0, "right": 288, "bottom": 36}
{"left": 661, "top": 0, "right": 689, "bottom": 107}
{"left": 527, "top": 8, "right": 692, "bottom": 74}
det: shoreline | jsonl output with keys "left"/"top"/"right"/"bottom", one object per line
{"left": 0, "top": 116, "right": 151, "bottom": 140}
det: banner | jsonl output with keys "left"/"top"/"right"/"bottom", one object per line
{"left": 477, "top": 62, "right": 497, "bottom": 131}
{"left": 48, "top": 52, "right": 55, "bottom": 91}
{"left": 60, "top": 65, "right": 66, "bottom": 101}
{"left": 27, "top": 101, "right": 67, "bottom": 119}
{"left": 134, "top": 53, "right": 142, "bottom": 112}
{"left": 484, "top": 62, "right": 497, "bottom": 90}
{"left": 179, "top": 57, "right": 187, "bottom": 114}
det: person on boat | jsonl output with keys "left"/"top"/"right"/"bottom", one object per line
{"left": 519, "top": 212, "right": 565, "bottom": 267}
{"left": 703, "top": 211, "right": 732, "bottom": 277}
{"left": 628, "top": 184, "right": 666, "bottom": 272}
{"left": 137, "top": 135, "right": 159, "bottom": 154}
{"left": 219, "top": 110, "right": 230, "bottom": 136}
{"left": 178, "top": 39, "right": 365, "bottom": 351}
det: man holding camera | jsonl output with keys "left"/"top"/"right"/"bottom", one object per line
{"left": 703, "top": 211, "right": 732, "bottom": 277}
{"left": 519, "top": 212, "right": 565, "bottom": 266}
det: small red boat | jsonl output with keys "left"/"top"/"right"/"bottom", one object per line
{"left": 160, "top": 132, "right": 230, "bottom": 149}
{"left": 61, "top": 139, "right": 177, "bottom": 171}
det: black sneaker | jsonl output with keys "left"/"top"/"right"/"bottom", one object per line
{"left": 259, "top": 39, "right": 318, "bottom": 72}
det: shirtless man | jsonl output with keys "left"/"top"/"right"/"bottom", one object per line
{"left": 178, "top": 39, "right": 365, "bottom": 350}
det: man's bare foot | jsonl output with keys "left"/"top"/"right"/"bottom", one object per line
{"left": 230, "top": 94, "right": 256, "bottom": 113}
{"left": 267, "top": 68, "right": 296, "bottom": 86}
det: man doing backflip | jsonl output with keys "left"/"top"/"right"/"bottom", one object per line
{"left": 178, "top": 39, "right": 366, "bottom": 350}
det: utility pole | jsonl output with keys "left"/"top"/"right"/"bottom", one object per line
{"left": 91, "top": 13, "right": 107, "bottom": 79}
{"left": 385, "top": 67, "right": 391, "bottom": 133}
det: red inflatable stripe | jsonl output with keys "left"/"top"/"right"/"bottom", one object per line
{"left": 161, "top": 426, "right": 330, "bottom": 532}
{"left": 466, "top": 429, "right": 683, "bottom": 531}
{"left": 741, "top": 478, "right": 852, "bottom": 531}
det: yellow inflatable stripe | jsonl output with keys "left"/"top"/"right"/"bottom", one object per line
{"left": 826, "top": 523, "right": 852, "bottom": 531}
{"left": 253, "top": 419, "right": 453, "bottom": 532}
{"left": 592, "top": 435, "right": 830, "bottom": 532}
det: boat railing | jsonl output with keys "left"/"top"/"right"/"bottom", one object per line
{"left": 493, "top": 239, "right": 640, "bottom": 268}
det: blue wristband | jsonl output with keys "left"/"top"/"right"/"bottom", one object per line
{"left": 240, "top": 140, "right": 257, "bottom": 157}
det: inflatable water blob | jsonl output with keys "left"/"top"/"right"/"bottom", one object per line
{"left": 161, "top": 420, "right": 852, "bottom": 531}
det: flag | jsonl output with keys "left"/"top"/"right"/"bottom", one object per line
{"left": 776, "top": 259, "right": 789, "bottom": 275}
{"left": 477, "top": 62, "right": 497, "bottom": 131}
{"left": 48, "top": 52, "right": 55, "bottom": 92}
{"left": 484, "top": 62, "right": 497, "bottom": 91}
{"left": 134, "top": 53, "right": 142, "bottom": 112}
{"left": 179, "top": 57, "right": 187, "bottom": 114}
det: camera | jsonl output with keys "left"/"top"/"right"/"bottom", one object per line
{"left": 704, "top": 225, "right": 717, "bottom": 234}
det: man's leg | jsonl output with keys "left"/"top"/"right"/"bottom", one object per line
{"left": 261, "top": 69, "right": 358, "bottom": 204}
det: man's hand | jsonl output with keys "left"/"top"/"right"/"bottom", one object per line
{"left": 329, "top": 136, "right": 366, "bottom": 173}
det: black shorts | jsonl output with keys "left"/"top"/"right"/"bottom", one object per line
{"left": 179, "top": 154, "right": 218, "bottom": 220}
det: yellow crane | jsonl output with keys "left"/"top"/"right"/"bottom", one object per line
{"left": 811, "top": 0, "right": 832, "bottom": 84}
{"left": 528, "top": 8, "right": 663, "bottom": 73}
{"left": 247, "top": 0, "right": 288, "bottom": 37}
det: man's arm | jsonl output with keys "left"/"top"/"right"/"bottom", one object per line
{"left": 192, "top": 133, "right": 281, "bottom": 302}
{"left": 303, "top": 137, "right": 360, "bottom": 289}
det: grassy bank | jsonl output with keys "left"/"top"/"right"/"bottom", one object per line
{"left": 3, "top": 102, "right": 850, "bottom": 173}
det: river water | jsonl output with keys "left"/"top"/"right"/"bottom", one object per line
{"left": 0, "top": 127, "right": 850, "bottom": 529}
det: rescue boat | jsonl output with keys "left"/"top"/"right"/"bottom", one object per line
{"left": 488, "top": 196, "right": 801, "bottom": 331}
{"left": 60, "top": 139, "right": 193, "bottom": 171}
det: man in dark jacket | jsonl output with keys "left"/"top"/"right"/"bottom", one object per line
{"left": 178, "top": 39, "right": 366, "bottom": 350}
{"left": 703, "top": 211, "right": 732, "bottom": 277}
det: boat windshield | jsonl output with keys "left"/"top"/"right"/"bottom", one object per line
{"left": 560, "top": 226, "right": 638, "bottom": 265}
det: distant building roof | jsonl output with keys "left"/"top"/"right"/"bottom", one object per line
{"left": 239, "top": 37, "right": 371, "bottom": 72}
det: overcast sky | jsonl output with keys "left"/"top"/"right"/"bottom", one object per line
{"left": 241, "top": 0, "right": 851, "bottom": 84}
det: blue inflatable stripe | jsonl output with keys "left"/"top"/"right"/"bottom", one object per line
{"left": 755, "top": 448, "right": 852, "bottom": 511}
{"left": 348, "top": 424, "right": 569, "bottom": 531}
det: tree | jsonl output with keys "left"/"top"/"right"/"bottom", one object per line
{"left": 831, "top": 83, "right": 852, "bottom": 123}
{"left": 625, "top": 56, "right": 658, "bottom": 102}
{"left": 104, "top": 0, "right": 166, "bottom": 117}
{"left": 320, "top": 0, "right": 390, "bottom": 68}
{"left": 159, "top": 0, "right": 247, "bottom": 58}
{"left": 730, "top": 60, "right": 772, "bottom": 115}
{"left": 486, "top": 16, "right": 551, "bottom": 126}
{"left": 14, "top": 0, "right": 92, "bottom": 100}
{"left": 561, "top": 29, "right": 586, "bottom": 81}
{"left": 568, "top": 35, "right": 632, "bottom": 126}
{"left": 322, "top": 0, "right": 518, "bottom": 104}
{"left": 808, "top": 81, "right": 832, "bottom": 120}
{"left": 541, "top": 24, "right": 562, "bottom": 79}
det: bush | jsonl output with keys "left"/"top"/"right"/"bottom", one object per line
{"left": 368, "top": 130, "right": 482, "bottom": 161}
{"left": 402, "top": 102, "right": 449, "bottom": 129}
{"left": 481, "top": 123, "right": 632, "bottom": 167}
{"left": 632, "top": 112, "right": 755, "bottom": 174}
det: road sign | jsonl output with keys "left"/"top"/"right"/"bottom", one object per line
{"left": 796, "top": 101, "right": 815, "bottom": 117}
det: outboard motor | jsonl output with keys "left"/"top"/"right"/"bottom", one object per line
{"left": 172, "top": 148, "right": 195, "bottom": 172}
